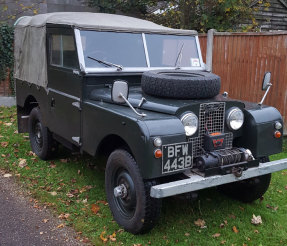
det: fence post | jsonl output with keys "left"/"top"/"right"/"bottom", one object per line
{"left": 206, "top": 29, "right": 216, "bottom": 72}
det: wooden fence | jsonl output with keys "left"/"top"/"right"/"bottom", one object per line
{"left": 199, "top": 32, "right": 287, "bottom": 132}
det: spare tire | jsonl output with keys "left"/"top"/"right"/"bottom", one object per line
{"left": 141, "top": 70, "right": 221, "bottom": 99}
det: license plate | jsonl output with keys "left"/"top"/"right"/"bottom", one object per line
{"left": 162, "top": 142, "right": 193, "bottom": 174}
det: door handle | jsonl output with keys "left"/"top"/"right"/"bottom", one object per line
{"left": 51, "top": 98, "right": 55, "bottom": 107}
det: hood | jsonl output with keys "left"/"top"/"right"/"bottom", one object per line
{"left": 89, "top": 86, "right": 245, "bottom": 116}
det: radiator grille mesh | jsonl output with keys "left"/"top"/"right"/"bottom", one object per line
{"left": 189, "top": 102, "right": 233, "bottom": 157}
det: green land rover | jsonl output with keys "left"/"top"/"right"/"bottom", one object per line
{"left": 14, "top": 12, "right": 287, "bottom": 234}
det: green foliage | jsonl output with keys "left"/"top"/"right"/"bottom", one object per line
{"left": 88, "top": 0, "right": 157, "bottom": 18}
{"left": 88, "top": 0, "right": 269, "bottom": 32}
{"left": 0, "top": 24, "right": 14, "bottom": 92}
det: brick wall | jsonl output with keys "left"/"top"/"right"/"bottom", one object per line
{"left": 0, "top": 69, "right": 12, "bottom": 96}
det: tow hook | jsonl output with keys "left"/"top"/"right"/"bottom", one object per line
{"left": 232, "top": 167, "right": 244, "bottom": 177}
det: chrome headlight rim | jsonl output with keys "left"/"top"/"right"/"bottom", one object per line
{"left": 180, "top": 112, "right": 198, "bottom": 137}
{"left": 226, "top": 107, "right": 244, "bottom": 130}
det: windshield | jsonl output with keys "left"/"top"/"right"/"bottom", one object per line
{"left": 79, "top": 31, "right": 200, "bottom": 69}
{"left": 80, "top": 31, "right": 147, "bottom": 68}
{"left": 145, "top": 34, "right": 199, "bottom": 67}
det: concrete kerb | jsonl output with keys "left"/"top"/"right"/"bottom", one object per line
{"left": 0, "top": 97, "right": 16, "bottom": 107}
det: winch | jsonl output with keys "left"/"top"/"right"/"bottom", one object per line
{"left": 195, "top": 148, "right": 255, "bottom": 176}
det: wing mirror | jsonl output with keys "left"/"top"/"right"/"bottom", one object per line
{"left": 262, "top": 72, "right": 271, "bottom": 91}
{"left": 111, "top": 80, "right": 146, "bottom": 117}
{"left": 111, "top": 80, "right": 129, "bottom": 104}
{"left": 259, "top": 72, "right": 272, "bottom": 106}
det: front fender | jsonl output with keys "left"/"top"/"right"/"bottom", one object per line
{"left": 234, "top": 106, "right": 283, "bottom": 158}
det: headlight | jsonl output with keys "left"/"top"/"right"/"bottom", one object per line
{"left": 227, "top": 107, "right": 244, "bottom": 130}
{"left": 181, "top": 112, "right": 198, "bottom": 136}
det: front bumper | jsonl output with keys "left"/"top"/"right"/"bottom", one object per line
{"left": 150, "top": 158, "right": 287, "bottom": 198}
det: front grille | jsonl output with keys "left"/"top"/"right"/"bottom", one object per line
{"left": 189, "top": 102, "right": 233, "bottom": 157}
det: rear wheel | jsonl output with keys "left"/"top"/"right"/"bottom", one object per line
{"left": 28, "top": 107, "right": 53, "bottom": 160}
{"left": 218, "top": 157, "right": 271, "bottom": 203}
{"left": 105, "top": 149, "right": 161, "bottom": 234}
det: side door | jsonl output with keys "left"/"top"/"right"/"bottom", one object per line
{"left": 46, "top": 28, "right": 82, "bottom": 146}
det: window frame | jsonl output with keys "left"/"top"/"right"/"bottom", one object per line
{"left": 74, "top": 29, "right": 205, "bottom": 74}
{"left": 48, "top": 31, "right": 79, "bottom": 70}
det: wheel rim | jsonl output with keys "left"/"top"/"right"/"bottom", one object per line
{"left": 33, "top": 121, "right": 43, "bottom": 150}
{"left": 112, "top": 168, "right": 136, "bottom": 219}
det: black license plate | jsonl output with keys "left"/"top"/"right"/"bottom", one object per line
{"left": 162, "top": 142, "right": 193, "bottom": 174}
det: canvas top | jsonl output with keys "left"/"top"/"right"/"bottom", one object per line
{"left": 14, "top": 12, "right": 197, "bottom": 35}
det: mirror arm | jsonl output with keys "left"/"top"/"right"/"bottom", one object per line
{"left": 120, "top": 93, "right": 147, "bottom": 117}
{"left": 258, "top": 83, "right": 272, "bottom": 106}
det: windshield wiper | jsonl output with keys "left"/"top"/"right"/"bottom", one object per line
{"left": 87, "top": 56, "right": 123, "bottom": 71}
{"left": 174, "top": 43, "right": 184, "bottom": 69}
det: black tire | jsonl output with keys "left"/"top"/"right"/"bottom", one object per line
{"left": 141, "top": 70, "right": 221, "bottom": 99}
{"left": 28, "top": 107, "right": 53, "bottom": 160}
{"left": 105, "top": 149, "right": 161, "bottom": 234}
{"left": 218, "top": 157, "right": 271, "bottom": 203}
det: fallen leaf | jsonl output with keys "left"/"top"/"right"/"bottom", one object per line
{"left": 66, "top": 193, "right": 74, "bottom": 198}
{"left": 251, "top": 214, "right": 262, "bottom": 225}
{"left": 49, "top": 164, "right": 56, "bottom": 168}
{"left": 254, "top": 229, "right": 259, "bottom": 233}
{"left": 232, "top": 226, "right": 239, "bottom": 233}
{"left": 40, "top": 231, "right": 43, "bottom": 235}
{"left": 3, "top": 173, "right": 12, "bottom": 178}
{"left": 194, "top": 219, "right": 206, "bottom": 228}
{"left": 43, "top": 219, "right": 49, "bottom": 223}
{"left": 82, "top": 238, "right": 90, "bottom": 243}
{"left": 57, "top": 223, "right": 65, "bottom": 228}
{"left": 220, "top": 223, "right": 225, "bottom": 228}
{"left": 212, "top": 233, "right": 221, "bottom": 238}
{"left": 266, "top": 204, "right": 278, "bottom": 211}
{"left": 100, "top": 231, "right": 108, "bottom": 242}
{"left": 285, "top": 186, "right": 287, "bottom": 190}
{"left": 278, "top": 190, "right": 283, "bottom": 193}
{"left": 49, "top": 191, "right": 57, "bottom": 196}
{"left": 18, "top": 158, "right": 27, "bottom": 168}
{"left": 228, "top": 214, "right": 236, "bottom": 219}
{"left": 239, "top": 206, "right": 245, "bottom": 211}
{"left": 91, "top": 204, "right": 100, "bottom": 215}
{"left": 1, "top": 142, "right": 8, "bottom": 147}
{"left": 4, "top": 122, "right": 12, "bottom": 126}
{"left": 224, "top": 220, "right": 228, "bottom": 225}
{"left": 96, "top": 200, "right": 108, "bottom": 205}
{"left": 109, "top": 232, "right": 117, "bottom": 242}
{"left": 58, "top": 213, "right": 70, "bottom": 220}
{"left": 82, "top": 198, "right": 88, "bottom": 204}
{"left": 185, "top": 232, "right": 190, "bottom": 236}
{"left": 221, "top": 240, "right": 226, "bottom": 244}
{"left": 60, "top": 159, "right": 68, "bottom": 163}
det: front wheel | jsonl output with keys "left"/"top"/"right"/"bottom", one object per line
{"left": 218, "top": 157, "right": 271, "bottom": 203}
{"left": 105, "top": 149, "right": 161, "bottom": 234}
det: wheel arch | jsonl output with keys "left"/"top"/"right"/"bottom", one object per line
{"left": 17, "top": 95, "right": 39, "bottom": 133}
{"left": 96, "top": 134, "right": 133, "bottom": 159}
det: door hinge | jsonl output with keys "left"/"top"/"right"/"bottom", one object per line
{"left": 72, "top": 136, "right": 82, "bottom": 146}
{"left": 72, "top": 101, "right": 81, "bottom": 110}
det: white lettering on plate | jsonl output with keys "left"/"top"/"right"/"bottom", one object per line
{"left": 167, "top": 146, "right": 174, "bottom": 158}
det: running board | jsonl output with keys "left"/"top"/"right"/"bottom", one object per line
{"left": 150, "top": 158, "right": 287, "bottom": 198}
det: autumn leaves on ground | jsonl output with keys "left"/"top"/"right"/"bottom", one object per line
{"left": 0, "top": 106, "right": 287, "bottom": 246}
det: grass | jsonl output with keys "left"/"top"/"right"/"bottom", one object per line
{"left": 1, "top": 106, "right": 287, "bottom": 246}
